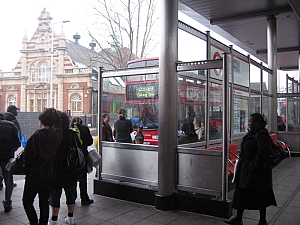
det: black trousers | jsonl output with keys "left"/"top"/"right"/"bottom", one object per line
{"left": 78, "top": 167, "right": 89, "bottom": 201}
{"left": 23, "top": 181, "right": 51, "bottom": 225}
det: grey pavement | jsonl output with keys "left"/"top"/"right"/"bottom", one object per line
{"left": 0, "top": 157, "right": 299, "bottom": 225}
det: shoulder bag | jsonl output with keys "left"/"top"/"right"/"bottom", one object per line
{"left": 67, "top": 132, "right": 85, "bottom": 171}
{"left": 6, "top": 150, "right": 26, "bottom": 175}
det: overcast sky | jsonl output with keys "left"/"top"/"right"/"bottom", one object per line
{"left": 0, "top": 0, "right": 93, "bottom": 72}
{"left": 0, "top": 0, "right": 233, "bottom": 72}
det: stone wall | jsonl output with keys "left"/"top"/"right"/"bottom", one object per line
{"left": 17, "top": 112, "right": 99, "bottom": 138}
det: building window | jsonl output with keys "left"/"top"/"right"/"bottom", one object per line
{"left": 37, "top": 92, "right": 47, "bottom": 112}
{"left": 29, "top": 93, "right": 34, "bottom": 112}
{"left": 71, "top": 93, "right": 82, "bottom": 112}
{"left": 7, "top": 95, "right": 16, "bottom": 106}
{"left": 31, "top": 65, "right": 36, "bottom": 83}
{"left": 38, "top": 62, "right": 48, "bottom": 82}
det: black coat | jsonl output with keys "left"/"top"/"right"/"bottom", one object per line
{"left": 24, "top": 126, "right": 63, "bottom": 188}
{"left": 52, "top": 129, "right": 79, "bottom": 190}
{"left": 0, "top": 118, "right": 20, "bottom": 162}
{"left": 77, "top": 124, "right": 93, "bottom": 155}
{"left": 102, "top": 122, "right": 113, "bottom": 142}
{"left": 232, "top": 128, "right": 277, "bottom": 210}
{"left": 3, "top": 112, "right": 21, "bottom": 131}
{"left": 237, "top": 128, "right": 273, "bottom": 190}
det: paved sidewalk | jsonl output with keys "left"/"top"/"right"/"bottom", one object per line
{"left": 0, "top": 157, "right": 299, "bottom": 225}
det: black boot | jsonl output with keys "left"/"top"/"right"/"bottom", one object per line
{"left": 224, "top": 216, "right": 243, "bottom": 225}
{"left": 257, "top": 221, "right": 267, "bottom": 225}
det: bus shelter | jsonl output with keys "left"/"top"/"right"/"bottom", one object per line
{"left": 94, "top": 0, "right": 299, "bottom": 219}
{"left": 94, "top": 30, "right": 276, "bottom": 220}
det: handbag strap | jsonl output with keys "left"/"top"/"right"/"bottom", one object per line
{"left": 18, "top": 132, "right": 23, "bottom": 141}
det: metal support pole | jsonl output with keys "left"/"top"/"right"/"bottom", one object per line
{"left": 98, "top": 67, "right": 103, "bottom": 179}
{"left": 42, "top": 84, "right": 44, "bottom": 110}
{"left": 206, "top": 31, "right": 211, "bottom": 146}
{"left": 260, "top": 63, "right": 263, "bottom": 114}
{"left": 267, "top": 15, "right": 277, "bottom": 132}
{"left": 222, "top": 53, "right": 229, "bottom": 201}
{"left": 50, "top": 20, "right": 54, "bottom": 108}
{"left": 155, "top": 0, "right": 178, "bottom": 210}
{"left": 229, "top": 46, "right": 234, "bottom": 143}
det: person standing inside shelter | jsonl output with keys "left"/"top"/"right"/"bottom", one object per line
{"left": 0, "top": 113, "right": 20, "bottom": 213}
{"left": 102, "top": 113, "right": 113, "bottom": 142}
{"left": 49, "top": 111, "right": 78, "bottom": 225}
{"left": 112, "top": 108, "right": 133, "bottom": 143}
{"left": 94, "top": 113, "right": 113, "bottom": 148}
{"left": 22, "top": 108, "right": 62, "bottom": 225}
{"left": 134, "top": 125, "right": 144, "bottom": 144}
{"left": 1, "top": 105, "right": 21, "bottom": 189}
{"left": 71, "top": 117, "right": 94, "bottom": 205}
{"left": 193, "top": 116, "right": 205, "bottom": 141}
{"left": 93, "top": 113, "right": 113, "bottom": 178}
{"left": 224, "top": 113, "right": 277, "bottom": 225}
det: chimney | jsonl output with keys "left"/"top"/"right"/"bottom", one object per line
{"left": 73, "top": 32, "right": 80, "bottom": 44}
{"left": 89, "top": 40, "right": 96, "bottom": 51}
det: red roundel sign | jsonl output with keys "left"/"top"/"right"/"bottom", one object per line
{"left": 213, "top": 51, "right": 222, "bottom": 76}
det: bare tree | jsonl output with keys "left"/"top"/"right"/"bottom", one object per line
{"left": 88, "top": 0, "right": 158, "bottom": 69}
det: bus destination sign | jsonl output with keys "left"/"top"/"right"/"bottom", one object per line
{"left": 126, "top": 82, "right": 158, "bottom": 101}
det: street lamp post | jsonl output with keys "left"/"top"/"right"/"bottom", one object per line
{"left": 50, "top": 20, "right": 70, "bottom": 108}
{"left": 41, "top": 83, "right": 45, "bottom": 111}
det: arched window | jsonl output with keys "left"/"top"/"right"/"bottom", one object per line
{"left": 71, "top": 93, "right": 82, "bottom": 112}
{"left": 7, "top": 95, "right": 16, "bottom": 106}
{"left": 38, "top": 62, "right": 48, "bottom": 82}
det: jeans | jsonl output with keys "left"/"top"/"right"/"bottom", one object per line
{"left": 23, "top": 180, "right": 51, "bottom": 225}
{"left": 0, "top": 162, "right": 13, "bottom": 207}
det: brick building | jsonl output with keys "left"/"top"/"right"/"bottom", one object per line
{"left": 0, "top": 8, "right": 131, "bottom": 117}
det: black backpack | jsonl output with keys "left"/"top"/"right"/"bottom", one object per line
{"left": 67, "top": 131, "right": 85, "bottom": 171}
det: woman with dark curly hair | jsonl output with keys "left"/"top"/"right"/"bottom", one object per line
{"left": 23, "top": 108, "right": 63, "bottom": 225}
{"left": 224, "top": 113, "right": 277, "bottom": 225}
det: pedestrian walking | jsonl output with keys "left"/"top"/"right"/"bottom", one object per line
{"left": 1, "top": 105, "right": 21, "bottom": 189}
{"left": 0, "top": 113, "right": 20, "bottom": 212}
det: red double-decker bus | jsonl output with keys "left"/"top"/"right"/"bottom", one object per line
{"left": 126, "top": 57, "right": 159, "bottom": 145}
{"left": 125, "top": 57, "right": 222, "bottom": 145}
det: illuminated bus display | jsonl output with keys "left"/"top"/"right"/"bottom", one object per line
{"left": 126, "top": 82, "right": 158, "bottom": 101}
